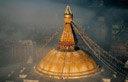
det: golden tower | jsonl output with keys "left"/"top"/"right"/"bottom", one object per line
{"left": 35, "top": 5, "right": 99, "bottom": 79}
{"left": 59, "top": 5, "right": 76, "bottom": 50}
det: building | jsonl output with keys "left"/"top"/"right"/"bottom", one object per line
{"left": 8, "top": 40, "right": 37, "bottom": 64}
{"left": 35, "top": 5, "right": 99, "bottom": 79}
{"left": 110, "top": 23, "right": 128, "bottom": 56}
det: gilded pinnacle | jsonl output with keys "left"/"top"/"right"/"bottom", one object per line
{"left": 65, "top": 5, "right": 72, "bottom": 14}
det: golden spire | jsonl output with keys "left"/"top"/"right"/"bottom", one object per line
{"left": 59, "top": 5, "right": 76, "bottom": 50}
{"left": 64, "top": 5, "right": 73, "bottom": 23}
{"left": 65, "top": 5, "right": 72, "bottom": 14}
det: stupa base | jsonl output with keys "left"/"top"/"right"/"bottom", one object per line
{"left": 34, "top": 65, "right": 100, "bottom": 79}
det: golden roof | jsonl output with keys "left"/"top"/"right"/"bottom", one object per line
{"left": 35, "top": 48, "right": 99, "bottom": 79}
{"left": 35, "top": 5, "right": 99, "bottom": 79}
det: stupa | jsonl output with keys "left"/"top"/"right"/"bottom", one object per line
{"left": 35, "top": 5, "right": 99, "bottom": 79}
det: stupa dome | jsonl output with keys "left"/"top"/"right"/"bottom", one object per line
{"left": 35, "top": 48, "right": 99, "bottom": 79}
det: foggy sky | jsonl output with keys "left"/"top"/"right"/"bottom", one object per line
{"left": 0, "top": 0, "right": 128, "bottom": 49}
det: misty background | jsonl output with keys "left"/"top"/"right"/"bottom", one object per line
{"left": 0, "top": 0, "right": 128, "bottom": 49}
{"left": 0, "top": 0, "right": 128, "bottom": 47}
{"left": 0, "top": 0, "right": 128, "bottom": 65}
{"left": 0, "top": 0, "right": 128, "bottom": 82}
